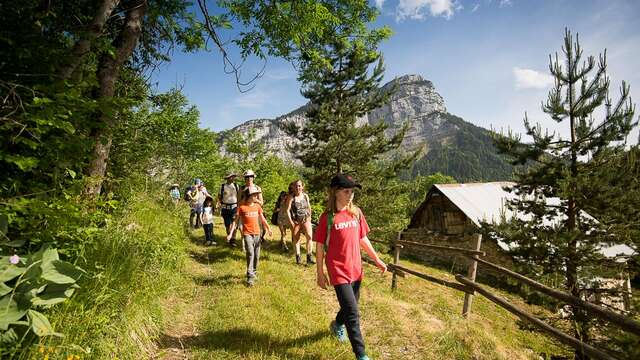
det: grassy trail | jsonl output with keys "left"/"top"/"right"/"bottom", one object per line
{"left": 154, "top": 217, "right": 565, "bottom": 360}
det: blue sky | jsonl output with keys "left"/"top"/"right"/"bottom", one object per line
{"left": 151, "top": 0, "right": 640, "bottom": 139}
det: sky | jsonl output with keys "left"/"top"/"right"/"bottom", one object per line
{"left": 151, "top": 0, "right": 640, "bottom": 140}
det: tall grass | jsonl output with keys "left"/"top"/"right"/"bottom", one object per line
{"left": 16, "top": 191, "right": 189, "bottom": 359}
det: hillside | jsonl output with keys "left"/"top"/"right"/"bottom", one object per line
{"left": 221, "top": 74, "right": 515, "bottom": 182}
{"left": 154, "top": 216, "right": 568, "bottom": 359}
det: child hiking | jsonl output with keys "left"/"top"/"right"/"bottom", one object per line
{"left": 227, "top": 186, "right": 272, "bottom": 286}
{"left": 201, "top": 195, "right": 216, "bottom": 245}
{"left": 314, "top": 174, "right": 387, "bottom": 360}
{"left": 286, "top": 179, "right": 314, "bottom": 265}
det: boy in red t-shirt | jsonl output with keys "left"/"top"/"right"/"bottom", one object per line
{"left": 227, "top": 186, "right": 272, "bottom": 286}
{"left": 314, "top": 174, "right": 386, "bottom": 360}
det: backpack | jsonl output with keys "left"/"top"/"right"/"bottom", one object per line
{"left": 183, "top": 187, "right": 191, "bottom": 201}
{"left": 220, "top": 183, "right": 239, "bottom": 204}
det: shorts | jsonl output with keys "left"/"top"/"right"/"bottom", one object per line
{"left": 292, "top": 214, "right": 310, "bottom": 225}
{"left": 221, "top": 206, "right": 237, "bottom": 228}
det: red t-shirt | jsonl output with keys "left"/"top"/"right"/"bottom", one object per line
{"left": 314, "top": 209, "right": 370, "bottom": 286}
{"left": 238, "top": 203, "right": 263, "bottom": 236}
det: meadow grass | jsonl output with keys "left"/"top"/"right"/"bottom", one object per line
{"left": 14, "top": 195, "right": 570, "bottom": 360}
{"left": 156, "top": 218, "right": 570, "bottom": 360}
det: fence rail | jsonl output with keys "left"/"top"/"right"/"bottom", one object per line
{"left": 456, "top": 275, "right": 617, "bottom": 360}
{"left": 381, "top": 229, "right": 637, "bottom": 360}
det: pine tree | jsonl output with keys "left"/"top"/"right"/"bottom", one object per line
{"left": 491, "top": 29, "right": 637, "bottom": 357}
{"left": 283, "top": 32, "right": 409, "bottom": 188}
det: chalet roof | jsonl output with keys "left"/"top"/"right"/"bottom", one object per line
{"left": 426, "top": 182, "right": 635, "bottom": 259}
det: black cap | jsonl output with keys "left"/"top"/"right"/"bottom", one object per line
{"left": 330, "top": 173, "right": 362, "bottom": 189}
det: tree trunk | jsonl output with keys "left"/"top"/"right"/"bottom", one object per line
{"left": 58, "top": 0, "right": 121, "bottom": 80}
{"left": 83, "top": 0, "right": 147, "bottom": 197}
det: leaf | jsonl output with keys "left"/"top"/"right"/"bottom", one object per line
{"left": 0, "top": 240, "right": 25, "bottom": 248}
{"left": 0, "top": 266, "right": 25, "bottom": 282}
{"left": 0, "top": 283, "right": 11, "bottom": 297}
{"left": 41, "top": 260, "right": 83, "bottom": 284}
{"left": 0, "top": 297, "right": 28, "bottom": 331}
{"left": 27, "top": 310, "right": 61, "bottom": 337}
{"left": 31, "top": 284, "right": 78, "bottom": 307}
{"left": 0, "top": 328, "right": 18, "bottom": 345}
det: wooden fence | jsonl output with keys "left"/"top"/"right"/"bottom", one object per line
{"left": 369, "top": 230, "right": 640, "bottom": 360}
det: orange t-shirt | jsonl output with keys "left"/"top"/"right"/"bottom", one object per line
{"left": 238, "top": 203, "right": 263, "bottom": 236}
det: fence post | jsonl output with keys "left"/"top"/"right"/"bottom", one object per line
{"left": 392, "top": 231, "right": 402, "bottom": 291}
{"left": 462, "top": 233, "right": 482, "bottom": 317}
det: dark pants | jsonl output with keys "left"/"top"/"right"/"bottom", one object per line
{"left": 203, "top": 223, "right": 213, "bottom": 243}
{"left": 334, "top": 281, "right": 365, "bottom": 358}
{"left": 221, "top": 206, "right": 237, "bottom": 228}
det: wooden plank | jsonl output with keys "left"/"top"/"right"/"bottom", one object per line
{"left": 389, "top": 263, "right": 473, "bottom": 294}
{"left": 462, "top": 234, "right": 482, "bottom": 317}
{"left": 455, "top": 275, "right": 617, "bottom": 360}
{"left": 397, "top": 239, "right": 486, "bottom": 257}
{"left": 463, "top": 255, "right": 640, "bottom": 336}
{"left": 362, "top": 256, "right": 405, "bottom": 278}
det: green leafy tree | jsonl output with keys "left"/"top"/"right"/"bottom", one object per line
{"left": 491, "top": 29, "right": 637, "bottom": 357}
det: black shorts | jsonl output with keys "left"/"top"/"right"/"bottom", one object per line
{"left": 221, "top": 206, "right": 237, "bottom": 227}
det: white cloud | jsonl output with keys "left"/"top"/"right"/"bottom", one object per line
{"left": 375, "top": 0, "right": 386, "bottom": 9}
{"left": 396, "top": 0, "right": 461, "bottom": 21}
{"left": 499, "top": 0, "right": 513, "bottom": 7}
{"left": 471, "top": 3, "right": 480, "bottom": 12}
{"left": 513, "top": 67, "right": 554, "bottom": 89}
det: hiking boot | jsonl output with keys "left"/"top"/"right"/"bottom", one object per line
{"left": 281, "top": 241, "right": 289, "bottom": 252}
{"left": 356, "top": 355, "right": 370, "bottom": 360}
{"left": 330, "top": 320, "right": 347, "bottom": 342}
{"left": 296, "top": 254, "right": 301, "bottom": 265}
{"left": 229, "top": 239, "right": 237, "bottom": 247}
{"left": 246, "top": 277, "right": 256, "bottom": 287}
{"left": 306, "top": 253, "right": 315, "bottom": 265}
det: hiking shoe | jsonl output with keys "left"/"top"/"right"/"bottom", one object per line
{"left": 330, "top": 320, "right": 347, "bottom": 342}
{"left": 247, "top": 277, "right": 256, "bottom": 287}
{"left": 296, "top": 254, "right": 301, "bottom": 265}
{"left": 281, "top": 241, "right": 289, "bottom": 252}
{"left": 356, "top": 355, "right": 370, "bottom": 360}
{"left": 229, "top": 240, "right": 237, "bottom": 247}
{"left": 306, "top": 254, "right": 315, "bottom": 265}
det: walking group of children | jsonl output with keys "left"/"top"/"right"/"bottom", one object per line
{"left": 174, "top": 172, "right": 386, "bottom": 360}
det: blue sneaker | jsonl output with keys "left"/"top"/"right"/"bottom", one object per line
{"left": 330, "top": 320, "right": 347, "bottom": 342}
{"left": 356, "top": 355, "right": 370, "bottom": 360}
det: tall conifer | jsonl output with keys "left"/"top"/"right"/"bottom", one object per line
{"left": 491, "top": 29, "right": 637, "bottom": 357}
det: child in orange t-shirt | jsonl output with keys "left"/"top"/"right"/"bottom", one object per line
{"left": 227, "top": 186, "right": 272, "bottom": 286}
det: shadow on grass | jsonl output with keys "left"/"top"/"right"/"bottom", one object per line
{"left": 188, "top": 247, "right": 245, "bottom": 264}
{"left": 193, "top": 273, "right": 244, "bottom": 287}
{"left": 158, "top": 327, "right": 328, "bottom": 360}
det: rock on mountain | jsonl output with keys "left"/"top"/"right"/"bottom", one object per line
{"left": 222, "top": 74, "right": 514, "bottom": 181}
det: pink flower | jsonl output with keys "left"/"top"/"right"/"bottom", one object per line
{"left": 9, "top": 255, "right": 19, "bottom": 265}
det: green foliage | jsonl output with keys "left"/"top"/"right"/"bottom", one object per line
{"left": 0, "top": 247, "right": 83, "bottom": 356}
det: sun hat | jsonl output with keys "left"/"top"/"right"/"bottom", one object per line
{"left": 247, "top": 186, "right": 262, "bottom": 195}
{"left": 330, "top": 173, "right": 362, "bottom": 189}
{"left": 243, "top": 169, "right": 256, "bottom": 178}
{"left": 224, "top": 172, "right": 237, "bottom": 179}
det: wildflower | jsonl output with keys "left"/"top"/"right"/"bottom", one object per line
{"left": 9, "top": 254, "right": 19, "bottom": 265}
{"left": 38, "top": 346, "right": 45, "bottom": 353}
{"left": 44, "top": 355, "right": 49, "bottom": 360}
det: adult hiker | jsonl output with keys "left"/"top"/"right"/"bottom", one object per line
{"left": 193, "top": 181, "right": 207, "bottom": 229}
{"left": 273, "top": 186, "right": 292, "bottom": 251}
{"left": 286, "top": 179, "right": 314, "bottom": 265}
{"left": 314, "top": 173, "right": 387, "bottom": 360}
{"left": 185, "top": 183, "right": 198, "bottom": 228}
{"left": 226, "top": 186, "right": 272, "bottom": 286}
{"left": 219, "top": 172, "right": 240, "bottom": 247}
{"left": 169, "top": 183, "right": 180, "bottom": 205}
{"left": 201, "top": 195, "right": 216, "bottom": 245}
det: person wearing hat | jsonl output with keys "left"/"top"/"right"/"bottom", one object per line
{"left": 226, "top": 185, "right": 272, "bottom": 286}
{"left": 219, "top": 172, "right": 240, "bottom": 246}
{"left": 200, "top": 195, "right": 216, "bottom": 245}
{"left": 314, "top": 173, "right": 387, "bottom": 360}
{"left": 238, "top": 169, "right": 263, "bottom": 205}
{"left": 169, "top": 183, "right": 181, "bottom": 205}
{"left": 186, "top": 183, "right": 199, "bottom": 228}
